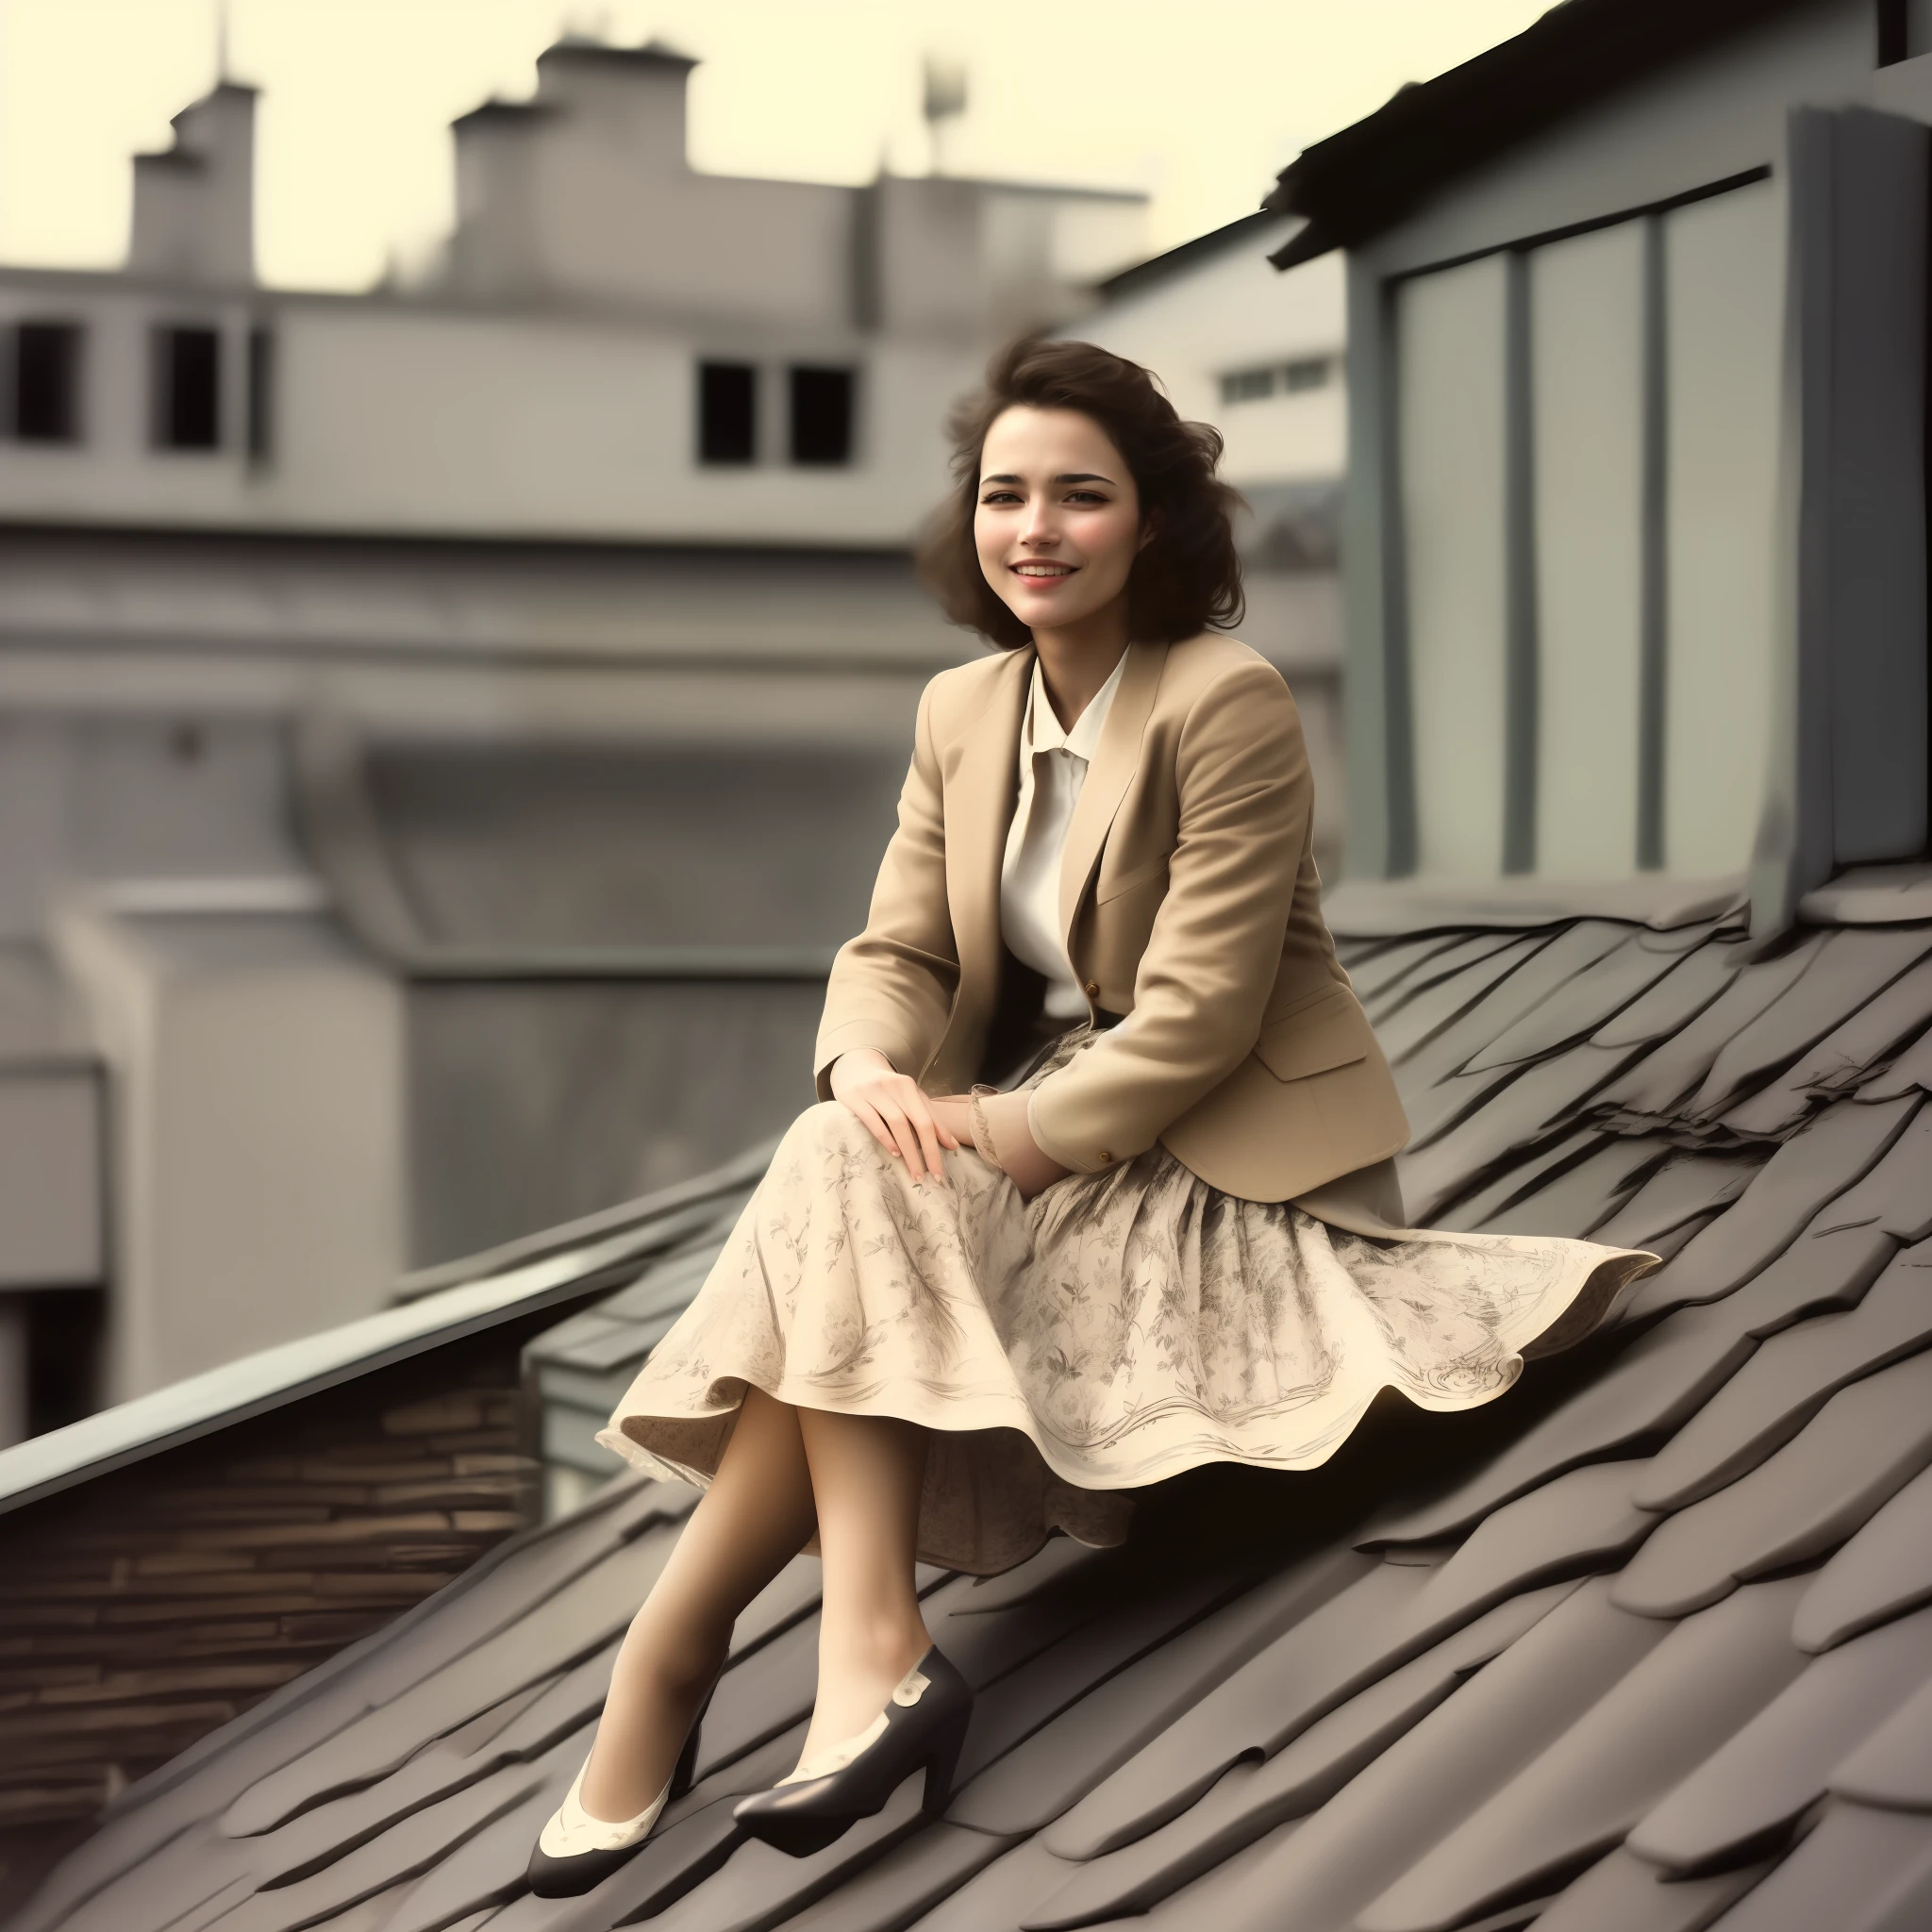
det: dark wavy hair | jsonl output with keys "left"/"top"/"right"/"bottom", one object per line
{"left": 914, "top": 337, "right": 1246, "bottom": 650}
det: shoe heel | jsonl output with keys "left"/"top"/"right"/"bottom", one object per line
{"left": 669, "top": 1681, "right": 716, "bottom": 1803}
{"left": 922, "top": 1709, "right": 971, "bottom": 1817}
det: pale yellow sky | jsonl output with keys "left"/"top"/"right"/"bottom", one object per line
{"left": 0, "top": 0, "right": 1553, "bottom": 291}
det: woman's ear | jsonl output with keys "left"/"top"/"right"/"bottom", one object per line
{"left": 1137, "top": 508, "right": 1162, "bottom": 554}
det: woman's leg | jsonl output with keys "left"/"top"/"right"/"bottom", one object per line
{"left": 794, "top": 1408, "right": 932, "bottom": 1761}
{"left": 580, "top": 1387, "right": 816, "bottom": 1818}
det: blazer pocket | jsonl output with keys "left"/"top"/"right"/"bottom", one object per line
{"left": 1253, "top": 986, "right": 1373, "bottom": 1082}
{"left": 1095, "top": 848, "right": 1172, "bottom": 905}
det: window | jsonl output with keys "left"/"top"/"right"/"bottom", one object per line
{"left": 1219, "top": 357, "right": 1334, "bottom": 406}
{"left": 789, "top": 365, "right": 855, "bottom": 466}
{"left": 153, "top": 325, "right": 221, "bottom": 450}
{"left": 698, "top": 360, "right": 756, "bottom": 464}
{"left": 12, "top": 323, "right": 83, "bottom": 442}
{"left": 246, "top": 325, "right": 274, "bottom": 461}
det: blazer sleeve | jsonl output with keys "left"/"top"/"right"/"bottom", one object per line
{"left": 813, "top": 676, "right": 961, "bottom": 1097}
{"left": 1027, "top": 657, "right": 1308, "bottom": 1170}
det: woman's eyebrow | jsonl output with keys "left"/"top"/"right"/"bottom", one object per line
{"left": 976, "top": 472, "right": 1117, "bottom": 487}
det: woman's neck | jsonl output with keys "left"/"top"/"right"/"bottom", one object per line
{"left": 1032, "top": 603, "right": 1130, "bottom": 733}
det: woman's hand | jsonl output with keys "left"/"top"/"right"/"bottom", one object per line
{"left": 830, "top": 1049, "right": 958, "bottom": 1184}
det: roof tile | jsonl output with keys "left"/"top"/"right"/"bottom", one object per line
{"left": 1612, "top": 1350, "right": 1932, "bottom": 1618}
{"left": 1591, "top": 938, "right": 1742, "bottom": 1050}
{"left": 1354, "top": 1577, "right": 1807, "bottom": 1931}
{"left": 220, "top": 1513, "right": 688, "bottom": 1836}
{"left": 950, "top": 1552, "right": 1357, "bottom": 1840}
{"left": 1810, "top": 1102, "right": 1932, "bottom": 1242}
{"left": 1623, "top": 1100, "right": 1917, "bottom": 1322}
{"left": 1403, "top": 1461, "right": 1657, "bottom": 1627}
{"left": 1719, "top": 956, "right": 1932, "bottom": 1137}
{"left": 1830, "top": 1673, "right": 1932, "bottom": 1812}
{"left": 1590, "top": 933, "right": 1824, "bottom": 1116}
{"left": 1531, "top": 1846, "right": 1770, "bottom": 1932}
{"left": 1024, "top": 1584, "right": 1577, "bottom": 1929}
{"left": 1700, "top": 1797, "right": 1932, "bottom": 1932}
{"left": 1037, "top": 1557, "right": 1435, "bottom": 1857}
{"left": 1463, "top": 930, "right": 1696, "bottom": 1071}
{"left": 1687, "top": 930, "right": 1932, "bottom": 1122}
{"left": 1626, "top": 1607, "right": 1932, "bottom": 1876}
{"left": 1588, "top": 1151, "right": 1758, "bottom": 1253}
{"left": 1793, "top": 1464, "right": 1932, "bottom": 1653}
{"left": 1635, "top": 1240, "right": 1932, "bottom": 1509}
{"left": 1128, "top": 1578, "right": 1667, "bottom": 1932}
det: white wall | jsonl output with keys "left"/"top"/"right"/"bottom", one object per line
{"left": 54, "top": 895, "right": 405, "bottom": 1401}
{"left": 0, "top": 277, "right": 1005, "bottom": 543}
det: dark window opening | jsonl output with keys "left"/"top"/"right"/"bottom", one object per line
{"left": 1283, "top": 355, "right": 1333, "bottom": 391}
{"left": 153, "top": 325, "right": 221, "bottom": 450}
{"left": 789, "top": 365, "right": 856, "bottom": 465}
{"left": 1221, "top": 367, "right": 1275, "bottom": 404}
{"left": 698, "top": 360, "right": 757, "bottom": 464}
{"left": 1879, "top": 0, "right": 1909, "bottom": 66}
{"left": 12, "top": 322, "right": 83, "bottom": 442}
{"left": 246, "top": 325, "right": 274, "bottom": 461}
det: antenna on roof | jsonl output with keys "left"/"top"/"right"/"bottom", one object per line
{"left": 922, "top": 55, "right": 967, "bottom": 176}
{"left": 214, "top": 0, "right": 230, "bottom": 81}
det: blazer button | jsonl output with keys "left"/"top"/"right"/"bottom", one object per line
{"left": 1084, "top": 980, "right": 1101, "bottom": 1000}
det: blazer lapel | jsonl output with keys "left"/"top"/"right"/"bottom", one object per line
{"left": 945, "top": 646, "right": 1032, "bottom": 990}
{"left": 1058, "top": 638, "right": 1168, "bottom": 946}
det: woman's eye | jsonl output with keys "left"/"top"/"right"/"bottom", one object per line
{"left": 1066, "top": 491, "right": 1105, "bottom": 506}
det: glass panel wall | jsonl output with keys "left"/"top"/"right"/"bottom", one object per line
{"left": 1662, "top": 180, "right": 1782, "bottom": 875}
{"left": 1531, "top": 221, "right": 1645, "bottom": 874}
{"left": 1398, "top": 255, "right": 1509, "bottom": 876}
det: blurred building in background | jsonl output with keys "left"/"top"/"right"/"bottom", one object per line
{"left": 1067, "top": 214, "right": 1347, "bottom": 864}
{"left": 0, "top": 37, "right": 1346, "bottom": 1443}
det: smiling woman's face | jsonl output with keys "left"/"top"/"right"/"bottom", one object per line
{"left": 974, "top": 406, "right": 1144, "bottom": 637}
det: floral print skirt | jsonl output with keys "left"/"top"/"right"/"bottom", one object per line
{"left": 600, "top": 1043, "right": 1658, "bottom": 1575}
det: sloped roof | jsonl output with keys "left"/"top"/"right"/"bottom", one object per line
{"left": 1263, "top": 0, "right": 1820, "bottom": 268}
{"left": 18, "top": 908, "right": 1932, "bottom": 1932}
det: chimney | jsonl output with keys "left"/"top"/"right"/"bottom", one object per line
{"left": 127, "top": 82, "right": 257, "bottom": 285}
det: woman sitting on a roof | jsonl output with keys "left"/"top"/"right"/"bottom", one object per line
{"left": 527, "top": 337, "right": 1657, "bottom": 1894}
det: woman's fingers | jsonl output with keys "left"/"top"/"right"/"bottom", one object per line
{"left": 873, "top": 1099, "right": 931, "bottom": 1182}
{"left": 849, "top": 1101, "right": 900, "bottom": 1159}
{"left": 839, "top": 1073, "right": 958, "bottom": 1183}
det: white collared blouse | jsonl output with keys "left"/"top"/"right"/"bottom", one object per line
{"left": 998, "top": 648, "right": 1130, "bottom": 1024}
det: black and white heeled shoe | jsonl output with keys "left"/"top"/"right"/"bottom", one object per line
{"left": 732, "top": 1647, "right": 973, "bottom": 1857}
{"left": 525, "top": 1690, "right": 709, "bottom": 1898}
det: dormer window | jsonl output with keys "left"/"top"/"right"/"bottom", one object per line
{"left": 152, "top": 325, "right": 221, "bottom": 450}
{"left": 11, "top": 322, "right": 83, "bottom": 443}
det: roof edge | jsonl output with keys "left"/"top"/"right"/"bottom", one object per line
{"left": 1266, "top": 0, "right": 1820, "bottom": 259}
{"left": 0, "top": 1144, "right": 768, "bottom": 1518}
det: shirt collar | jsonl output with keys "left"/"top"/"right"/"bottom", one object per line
{"left": 1024, "top": 647, "right": 1129, "bottom": 765}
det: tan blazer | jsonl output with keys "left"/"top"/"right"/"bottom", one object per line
{"left": 813, "top": 634, "right": 1410, "bottom": 1203}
